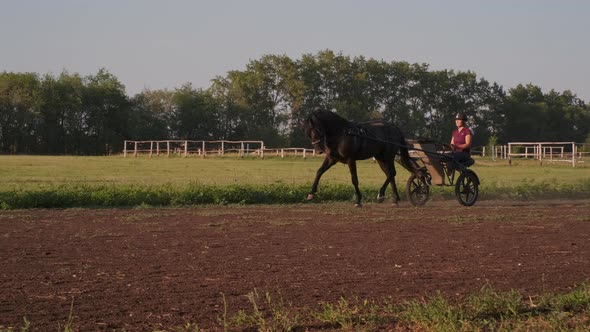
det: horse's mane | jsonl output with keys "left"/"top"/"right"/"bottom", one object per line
{"left": 310, "top": 109, "right": 353, "bottom": 128}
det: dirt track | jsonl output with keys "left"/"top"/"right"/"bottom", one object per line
{"left": 1, "top": 199, "right": 590, "bottom": 331}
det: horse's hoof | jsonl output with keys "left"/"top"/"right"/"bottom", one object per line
{"left": 306, "top": 194, "right": 315, "bottom": 201}
{"left": 355, "top": 203, "right": 363, "bottom": 208}
{"left": 377, "top": 195, "right": 385, "bottom": 203}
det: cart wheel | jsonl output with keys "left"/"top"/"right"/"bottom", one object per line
{"left": 407, "top": 174, "right": 430, "bottom": 207}
{"left": 455, "top": 170, "right": 479, "bottom": 206}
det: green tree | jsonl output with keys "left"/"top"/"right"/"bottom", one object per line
{"left": 170, "top": 83, "right": 219, "bottom": 140}
{"left": 379, "top": 61, "right": 416, "bottom": 131}
{"left": 545, "top": 90, "right": 589, "bottom": 142}
{"left": 38, "top": 71, "right": 85, "bottom": 154}
{"left": 129, "top": 89, "right": 174, "bottom": 140}
{"left": 210, "top": 75, "right": 248, "bottom": 140}
{"left": 0, "top": 72, "right": 41, "bottom": 154}
{"left": 83, "top": 68, "right": 130, "bottom": 155}
{"left": 501, "top": 84, "right": 547, "bottom": 142}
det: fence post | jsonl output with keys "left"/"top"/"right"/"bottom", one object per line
{"left": 572, "top": 143, "right": 576, "bottom": 167}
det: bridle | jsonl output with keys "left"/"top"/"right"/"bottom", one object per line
{"left": 310, "top": 127, "right": 325, "bottom": 147}
{"left": 306, "top": 116, "right": 326, "bottom": 149}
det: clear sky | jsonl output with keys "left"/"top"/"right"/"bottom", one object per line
{"left": 2, "top": 0, "right": 589, "bottom": 101}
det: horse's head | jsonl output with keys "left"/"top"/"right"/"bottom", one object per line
{"left": 304, "top": 113, "right": 326, "bottom": 154}
{"left": 304, "top": 108, "right": 352, "bottom": 154}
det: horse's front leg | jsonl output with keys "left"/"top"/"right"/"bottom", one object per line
{"left": 348, "top": 160, "right": 363, "bottom": 207}
{"left": 307, "top": 157, "right": 336, "bottom": 201}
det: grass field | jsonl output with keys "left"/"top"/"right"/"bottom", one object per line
{"left": 0, "top": 155, "right": 588, "bottom": 208}
{"left": 1, "top": 155, "right": 588, "bottom": 188}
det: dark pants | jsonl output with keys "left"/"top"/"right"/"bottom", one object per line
{"left": 451, "top": 151, "right": 471, "bottom": 164}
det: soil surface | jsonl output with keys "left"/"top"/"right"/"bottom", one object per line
{"left": 1, "top": 199, "right": 590, "bottom": 331}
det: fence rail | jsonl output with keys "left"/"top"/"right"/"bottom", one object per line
{"left": 500, "top": 142, "right": 584, "bottom": 167}
{"left": 123, "top": 140, "right": 265, "bottom": 158}
{"left": 123, "top": 140, "right": 318, "bottom": 159}
{"left": 124, "top": 140, "right": 588, "bottom": 165}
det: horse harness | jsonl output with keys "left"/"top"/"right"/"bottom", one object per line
{"left": 311, "top": 126, "right": 368, "bottom": 146}
{"left": 346, "top": 126, "right": 367, "bottom": 137}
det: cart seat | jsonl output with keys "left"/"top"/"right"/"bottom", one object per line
{"left": 408, "top": 140, "right": 446, "bottom": 185}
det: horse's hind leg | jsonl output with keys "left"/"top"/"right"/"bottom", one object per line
{"left": 376, "top": 159, "right": 391, "bottom": 203}
{"left": 388, "top": 162, "right": 401, "bottom": 205}
{"left": 348, "top": 160, "right": 363, "bottom": 207}
{"left": 380, "top": 159, "right": 401, "bottom": 205}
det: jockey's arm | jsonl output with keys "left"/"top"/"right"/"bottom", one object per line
{"left": 455, "top": 133, "right": 472, "bottom": 150}
{"left": 465, "top": 133, "right": 472, "bottom": 148}
{"left": 450, "top": 133, "right": 472, "bottom": 151}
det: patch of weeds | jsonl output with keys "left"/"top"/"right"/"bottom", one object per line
{"left": 217, "top": 292, "right": 229, "bottom": 332}
{"left": 8, "top": 283, "right": 590, "bottom": 331}
{"left": 120, "top": 212, "right": 159, "bottom": 222}
{"left": 536, "top": 284, "right": 590, "bottom": 313}
{"left": 231, "top": 288, "right": 300, "bottom": 332}
{"left": 201, "top": 219, "right": 234, "bottom": 228}
{"left": 263, "top": 217, "right": 309, "bottom": 226}
{"left": 440, "top": 214, "right": 512, "bottom": 224}
{"left": 320, "top": 206, "right": 361, "bottom": 215}
{"left": 369, "top": 217, "right": 391, "bottom": 223}
{"left": 438, "top": 214, "right": 478, "bottom": 224}
{"left": 397, "top": 293, "right": 465, "bottom": 331}
{"left": 191, "top": 210, "right": 236, "bottom": 217}
{"left": 314, "top": 296, "right": 382, "bottom": 330}
{"left": 133, "top": 202, "right": 154, "bottom": 209}
{"left": 0, "top": 317, "right": 30, "bottom": 332}
{"left": 166, "top": 322, "right": 203, "bottom": 332}
{"left": 58, "top": 300, "right": 75, "bottom": 332}
{"left": 479, "top": 214, "right": 509, "bottom": 222}
{"left": 463, "top": 285, "right": 524, "bottom": 321}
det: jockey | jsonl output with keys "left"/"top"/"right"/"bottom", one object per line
{"left": 450, "top": 113, "right": 473, "bottom": 164}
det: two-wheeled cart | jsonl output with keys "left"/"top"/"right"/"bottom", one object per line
{"left": 403, "top": 140, "right": 480, "bottom": 207}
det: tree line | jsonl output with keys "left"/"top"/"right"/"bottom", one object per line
{"left": 1, "top": 50, "right": 589, "bottom": 155}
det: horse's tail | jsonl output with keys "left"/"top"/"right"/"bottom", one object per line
{"left": 398, "top": 132, "right": 420, "bottom": 174}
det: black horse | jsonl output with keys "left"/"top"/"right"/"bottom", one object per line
{"left": 304, "top": 109, "right": 418, "bottom": 207}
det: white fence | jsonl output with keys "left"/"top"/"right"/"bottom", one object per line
{"left": 123, "top": 140, "right": 318, "bottom": 159}
{"left": 505, "top": 142, "right": 581, "bottom": 167}
{"left": 252, "top": 148, "right": 316, "bottom": 159}
{"left": 123, "top": 140, "right": 264, "bottom": 158}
